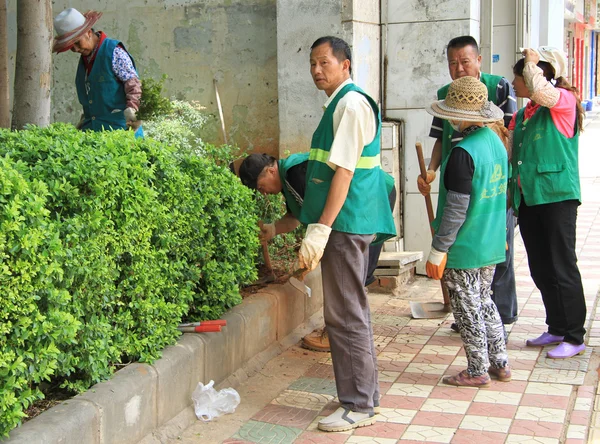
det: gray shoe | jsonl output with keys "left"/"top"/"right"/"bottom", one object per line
{"left": 318, "top": 406, "right": 376, "bottom": 432}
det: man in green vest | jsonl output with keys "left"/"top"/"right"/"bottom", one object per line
{"left": 418, "top": 36, "right": 518, "bottom": 335}
{"left": 295, "top": 36, "right": 395, "bottom": 432}
{"left": 52, "top": 8, "right": 143, "bottom": 137}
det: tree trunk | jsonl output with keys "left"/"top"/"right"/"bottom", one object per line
{"left": 0, "top": 0, "right": 10, "bottom": 128}
{"left": 11, "top": 0, "right": 52, "bottom": 129}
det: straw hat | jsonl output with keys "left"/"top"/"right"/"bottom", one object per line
{"left": 53, "top": 8, "right": 102, "bottom": 53}
{"left": 426, "top": 76, "right": 504, "bottom": 123}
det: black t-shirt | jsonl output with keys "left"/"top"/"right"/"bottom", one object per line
{"left": 444, "top": 148, "right": 474, "bottom": 195}
{"left": 284, "top": 161, "right": 308, "bottom": 212}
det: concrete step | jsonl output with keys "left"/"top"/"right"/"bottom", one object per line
{"left": 369, "top": 251, "right": 423, "bottom": 292}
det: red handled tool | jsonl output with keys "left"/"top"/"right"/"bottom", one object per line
{"left": 178, "top": 324, "right": 222, "bottom": 333}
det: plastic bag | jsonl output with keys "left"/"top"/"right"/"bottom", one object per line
{"left": 192, "top": 380, "right": 241, "bottom": 421}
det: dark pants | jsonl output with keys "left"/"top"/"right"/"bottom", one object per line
{"left": 321, "top": 231, "right": 378, "bottom": 413}
{"left": 365, "top": 185, "right": 397, "bottom": 286}
{"left": 491, "top": 208, "right": 518, "bottom": 324}
{"left": 518, "top": 198, "right": 586, "bottom": 344}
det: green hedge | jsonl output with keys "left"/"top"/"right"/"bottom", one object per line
{"left": 0, "top": 124, "right": 259, "bottom": 437}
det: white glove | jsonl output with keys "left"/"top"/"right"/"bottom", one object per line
{"left": 259, "top": 223, "right": 277, "bottom": 243}
{"left": 426, "top": 247, "right": 447, "bottom": 280}
{"left": 124, "top": 107, "right": 137, "bottom": 122}
{"left": 299, "top": 223, "right": 332, "bottom": 271}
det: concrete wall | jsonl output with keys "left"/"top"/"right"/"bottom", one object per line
{"left": 7, "top": 0, "right": 279, "bottom": 155}
{"left": 276, "top": 0, "right": 381, "bottom": 155}
{"left": 383, "top": 0, "right": 480, "bottom": 273}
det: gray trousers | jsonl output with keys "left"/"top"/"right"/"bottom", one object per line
{"left": 321, "top": 230, "right": 378, "bottom": 413}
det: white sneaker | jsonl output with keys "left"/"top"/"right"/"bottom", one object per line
{"left": 318, "top": 406, "right": 376, "bottom": 432}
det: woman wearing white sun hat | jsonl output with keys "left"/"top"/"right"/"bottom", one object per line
{"left": 510, "top": 47, "right": 586, "bottom": 359}
{"left": 53, "top": 8, "right": 142, "bottom": 136}
{"left": 425, "top": 75, "right": 511, "bottom": 387}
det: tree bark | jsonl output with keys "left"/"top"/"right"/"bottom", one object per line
{"left": 11, "top": 0, "right": 52, "bottom": 129}
{"left": 0, "top": 0, "right": 10, "bottom": 128}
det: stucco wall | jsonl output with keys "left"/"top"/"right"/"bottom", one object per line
{"left": 7, "top": 0, "right": 279, "bottom": 155}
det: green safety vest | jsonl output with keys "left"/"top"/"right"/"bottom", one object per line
{"left": 278, "top": 152, "right": 309, "bottom": 219}
{"left": 299, "top": 83, "right": 396, "bottom": 244}
{"left": 510, "top": 106, "right": 580, "bottom": 215}
{"left": 76, "top": 38, "right": 137, "bottom": 131}
{"left": 432, "top": 127, "right": 507, "bottom": 269}
{"left": 438, "top": 72, "right": 503, "bottom": 163}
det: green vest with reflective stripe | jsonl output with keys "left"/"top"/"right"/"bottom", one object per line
{"left": 278, "top": 152, "right": 309, "bottom": 219}
{"left": 438, "top": 72, "right": 503, "bottom": 163}
{"left": 432, "top": 127, "right": 507, "bottom": 269}
{"left": 299, "top": 83, "right": 396, "bottom": 244}
{"left": 510, "top": 106, "right": 580, "bottom": 215}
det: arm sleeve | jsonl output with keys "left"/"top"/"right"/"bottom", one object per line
{"left": 432, "top": 190, "right": 470, "bottom": 252}
{"left": 496, "top": 78, "right": 518, "bottom": 128}
{"left": 429, "top": 116, "right": 444, "bottom": 139}
{"left": 112, "top": 46, "right": 138, "bottom": 82}
{"left": 524, "top": 62, "right": 560, "bottom": 108}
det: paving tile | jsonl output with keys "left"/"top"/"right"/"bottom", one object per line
{"left": 429, "top": 386, "right": 477, "bottom": 402}
{"left": 379, "top": 394, "right": 426, "bottom": 410}
{"left": 419, "top": 345, "right": 461, "bottom": 356}
{"left": 508, "top": 419, "right": 564, "bottom": 438}
{"left": 346, "top": 437, "right": 398, "bottom": 443}
{"left": 449, "top": 356, "right": 469, "bottom": 367}
{"left": 394, "top": 373, "right": 441, "bottom": 385}
{"left": 378, "top": 360, "right": 409, "bottom": 372}
{"left": 450, "top": 429, "right": 509, "bottom": 443}
{"left": 372, "top": 314, "right": 411, "bottom": 327}
{"left": 406, "top": 318, "right": 446, "bottom": 327}
{"left": 377, "top": 407, "right": 418, "bottom": 424}
{"left": 569, "top": 410, "right": 591, "bottom": 426}
{"left": 378, "top": 352, "right": 417, "bottom": 362}
{"left": 473, "top": 390, "right": 522, "bottom": 405}
{"left": 400, "top": 424, "right": 456, "bottom": 443}
{"left": 528, "top": 368, "right": 586, "bottom": 385}
{"left": 466, "top": 402, "right": 517, "bottom": 418}
{"left": 271, "top": 390, "right": 334, "bottom": 411}
{"left": 352, "top": 421, "right": 407, "bottom": 438}
{"left": 251, "top": 404, "right": 319, "bottom": 429}
{"left": 515, "top": 406, "right": 566, "bottom": 423}
{"left": 525, "top": 382, "right": 573, "bottom": 397}
{"left": 223, "top": 439, "right": 255, "bottom": 444}
{"left": 504, "top": 434, "right": 559, "bottom": 443}
{"left": 510, "top": 358, "right": 538, "bottom": 370}
{"left": 411, "top": 354, "right": 455, "bottom": 365}
{"left": 288, "top": 378, "right": 338, "bottom": 397}
{"left": 535, "top": 347, "right": 592, "bottom": 372}
{"left": 399, "top": 326, "right": 438, "bottom": 336}
{"left": 373, "top": 325, "right": 402, "bottom": 336}
{"left": 519, "top": 394, "right": 569, "bottom": 409}
{"left": 458, "top": 415, "right": 512, "bottom": 433}
{"left": 232, "top": 420, "right": 303, "bottom": 444}
{"left": 382, "top": 342, "right": 424, "bottom": 354}
{"left": 510, "top": 369, "right": 532, "bottom": 381}
{"left": 404, "top": 363, "right": 448, "bottom": 375}
{"left": 426, "top": 336, "right": 463, "bottom": 346}
{"left": 566, "top": 424, "right": 587, "bottom": 439}
{"left": 420, "top": 398, "right": 471, "bottom": 414}
{"left": 294, "top": 431, "right": 348, "bottom": 444}
{"left": 378, "top": 370, "right": 401, "bottom": 383}
{"left": 392, "top": 334, "right": 430, "bottom": 345}
{"left": 374, "top": 335, "right": 395, "bottom": 351}
{"left": 387, "top": 383, "right": 434, "bottom": 398}
{"left": 411, "top": 411, "right": 463, "bottom": 428}
{"left": 508, "top": 349, "right": 542, "bottom": 360}
{"left": 304, "top": 363, "right": 335, "bottom": 380}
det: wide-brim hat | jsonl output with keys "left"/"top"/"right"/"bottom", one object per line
{"left": 53, "top": 8, "right": 102, "bottom": 53}
{"left": 426, "top": 76, "right": 504, "bottom": 123}
{"left": 537, "top": 46, "right": 568, "bottom": 79}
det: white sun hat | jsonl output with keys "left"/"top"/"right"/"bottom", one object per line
{"left": 53, "top": 8, "right": 102, "bottom": 53}
{"left": 537, "top": 46, "right": 568, "bottom": 79}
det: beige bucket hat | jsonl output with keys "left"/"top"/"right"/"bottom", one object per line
{"left": 53, "top": 8, "right": 102, "bottom": 53}
{"left": 426, "top": 76, "right": 504, "bottom": 123}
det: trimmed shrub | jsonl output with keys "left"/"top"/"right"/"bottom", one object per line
{"left": 0, "top": 124, "right": 258, "bottom": 436}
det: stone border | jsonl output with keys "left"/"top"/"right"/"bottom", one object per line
{"left": 6, "top": 268, "right": 324, "bottom": 444}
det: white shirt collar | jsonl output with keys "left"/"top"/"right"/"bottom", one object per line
{"left": 323, "top": 78, "right": 354, "bottom": 110}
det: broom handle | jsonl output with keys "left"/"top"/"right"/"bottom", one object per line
{"left": 416, "top": 142, "right": 450, "bottom": 306}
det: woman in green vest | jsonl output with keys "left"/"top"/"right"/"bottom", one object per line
{"left": 52, "top": 8, "right": 143, "bottom": 137}
{"left": 425, "top": 76, "right": 511, "bottom": 387}
{"left": 510, "top": 47, "right": 586, "bottom": 359}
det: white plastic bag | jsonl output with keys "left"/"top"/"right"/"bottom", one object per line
{"left": 192, "top": 380, "right": 241, "bottom": 421}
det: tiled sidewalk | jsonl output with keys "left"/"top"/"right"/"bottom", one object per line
{"left": 223, "top": 181, "right": 600, "bottom": 443}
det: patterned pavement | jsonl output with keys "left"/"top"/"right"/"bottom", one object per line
{"left": 212, "top": 123, "right": 600, "bottom": 443}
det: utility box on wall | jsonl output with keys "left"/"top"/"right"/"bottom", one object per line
{"left": 380, "top": 121, "right": 403, "bottom": 252}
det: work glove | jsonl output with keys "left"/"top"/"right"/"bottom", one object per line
{"left": 298, "top": 223, "right": 332, "bottom": 271}
{"left": 426, "top": 247, "right": 447, "bottom": 280}
{"left": 124, "top": 107, "right": 137, "bottom": 123}
{"left": 417, "top": 169, "right": 436, "bottom": 196}
{"left": 259, "top": 223, "right": 276, "bottom": 243}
